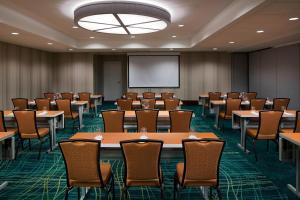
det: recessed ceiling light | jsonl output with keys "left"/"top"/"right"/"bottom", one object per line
{"left": 213, "top": 48, "right": 218, "bottom": 51}
{"left": 130, "top": 35, "right": 136, "bottom": 39}
{"left": 112, "top": 48, "right": 116, "bottom": 51}
{"left": 169, "top": 48, "right": 174, "bottom": 51}
{"left": 11, "top": 32, "right": 19, "bottom": 35}
{"left": 256, "top": 30, "right": 264, "bottom": 33}
{"left": 172, "top": 35, "right": 176, "bottom": 38}
{"left": 72, "top": 26, "right": 79, "bottom": 29}
{"left": 178, "top": 24, "right": 184, "bottom": 27}
{"left": 89, "top": 36, "right": 95, "bottom": 39}
{"left": 74, "top": 2, "right": 170, "bottom": 35}
{"left": 47, "top": 42, "right": 53, "bottom": 45}
{"left": 289, "top": 17, "right": 299, "bottom": 21}
{"left": 228, "top": 41, "right": 235, "bottom": 44}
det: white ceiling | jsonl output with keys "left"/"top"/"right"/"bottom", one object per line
{"left": 0, "top": 0, "right": 299, "bottom": 52}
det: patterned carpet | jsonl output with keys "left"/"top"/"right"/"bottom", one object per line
{"left": 0, "top": 103, "right": 298, "bottom": 199}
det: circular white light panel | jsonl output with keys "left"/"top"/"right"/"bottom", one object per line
{"left": 74, "top": 2, "right": 171, "bottom": 35}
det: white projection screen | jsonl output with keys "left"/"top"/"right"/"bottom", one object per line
{"left": 128, "top": 55, "right": 180, "bottom": 88}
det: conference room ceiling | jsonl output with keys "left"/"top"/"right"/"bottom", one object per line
{"left": 0, "top": 0, "right": 299, "bottom": 52}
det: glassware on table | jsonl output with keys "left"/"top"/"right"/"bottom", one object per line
{"left": 281, "top": 106, "right": 286, "bottom": 111}
{"left": 140, "top": 127, "right": 148, "bottom": 139}
{"left": 43, "top": 106, "right": 48, "bottom": 111}
{"left": 251, "top": 106, "right": 256, "bottom": 111}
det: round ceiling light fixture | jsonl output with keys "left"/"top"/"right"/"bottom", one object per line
{"left": 74, "top": 1, "right": 171, "bottom": 35}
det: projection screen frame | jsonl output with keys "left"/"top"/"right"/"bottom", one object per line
{"left": 127, "top": 55, "right": 180, "bottom": 88}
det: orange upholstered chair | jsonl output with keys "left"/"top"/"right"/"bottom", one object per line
{"left": 101, "top": 110, "right": 124, "bottom": 132}
{"left": 174, "top": 139, "right": 225, "bottom": 199}
{"left": 12, "top": 98, "right": 28, "bottom": 110}
{"left": 161, "top": 92, "right": 174, "bottom": 100}
{"left": 125, "top": 92, "right": 138, "bottom": 100}
{"left": 136, "top": 109, "right": 159, "bottom": 132}
{"left": 56, "top": 99, "right": 79, "bottom": 131}
{"left": 170, "top": 110, "right": 193, "bottom": 132}
{"left": 141, "top": 99, "right": 156, "bottom": 109}
{"left": 61, "top": 92, "right": 74, "bottom": 101}
{"left": 273, "top": 98, "right": 290, "bottom": 111}
{"left": 143, "top": 92, "right": 155, "bottom": 99}
{"left": 35, "top": 98, "right": 51, "bottom": 111}
{"left": 59, "top": 140, "right": 115, "bottom": 199}
{"left": 218, "top": 98, "right": 241, "bottom": 131}
{"left": 281, "top": 111, "right": 300, "bottom": 133}
{"left": 227, "top": 92, "right": 240, "bottom": 99}
{"left": 164, "top": 99, "right": 180, "bottom": 111}
{"left": 117, "top": 99, "right": 133, "bottom": 111}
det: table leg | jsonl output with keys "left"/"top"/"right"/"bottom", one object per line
{"left": 0, "top": 181, "right": 8, "bottom": 190}
{"left": 78, "top": 105, "right": 84, "bottom": 129}
{"left": 214, "top": 105, "right": 220, "bottom": 129}
{"left": 200, "top": 186, "right": 209, "bottom": 200}
{"left": 287, "top": 146, "right": 300, "bottom": 198}
{"left": 11, "top": 137, "right": 15, "bottom": 160}
{"left": 48, "top": 118, "right": 58, "bottom": 151}
{"left": 201, "top": 98, "right": 205, "bottom": 117}
{"left": 237, "top": 118, "right": 250, "bottom": 153}
{"left": 80, "top": 187, "right": 90, "bottom": 200}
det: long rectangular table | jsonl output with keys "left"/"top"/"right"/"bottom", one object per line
{"left": 232, "top": 110, "right": 296, "bottom": 152}
{"left": 198, "top": 93, "right": 226, "bottom": 117}
{"left": 210, "top": 100, "right": 273, "bottom": 128}
{"left": 70, "top": 132, "right": 218, "bottom": 200}
{"left": 28, "top": 100, "right": 87, "bottom": 128}
{"left": 279, "top": 132, "right": 300, "bottom": 198}
{"left": 3, "top": 110, "right": 64, "bottom": 151}
{"left": 73, "top": 94, "right": 103, "bottom": 114}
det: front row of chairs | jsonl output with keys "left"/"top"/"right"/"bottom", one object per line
{"left": 102, "top": 110, "right": 193, "bottom": 133}
{"left": 59, "top": 138, "right": 225, "bottom": 200}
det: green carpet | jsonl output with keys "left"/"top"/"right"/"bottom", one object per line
{"left": 0, "top": 103, "right": 298, "bottom": 199}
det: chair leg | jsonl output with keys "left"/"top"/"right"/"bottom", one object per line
{"left": 111, "top": 176, "right": 115, "bottom": 200}
{"left": 160, "top": 184, "right": 164, "bottom": 200}
{"left": 177, "top": 185, "right": 181, "bottom": 200}
{"left": 38, "top": 140, "right": 43, "bottom": 160}
{"left": 28, "top": 139, "right": 31, "bottom": 150}
{"left": 16, "top": 139, "right": 22, "bottom": 157}
{"left": 267, "top": 140, "right": 269, "bottom": 152}
{"left": 77, "top": 187, "right": 80, "bottom": 200}
{"left": 253, "top": 139, "right": 257, "bottom": 161}
{"left": 216, "top": 186, "right": 222, "bottom": 200}
{"left": 244, "top": 136, "right": 247, "bottom": 152}
{"left": 121, "top": 186, "right": 127, "bottom": 200}
{"left": 21, "top": 140, "right": 24, "bottom": 150}
{"left": 65, "top": 187, "right": 71, "bottom": 200}
{"left": 209, "top": 187, "right": 212, "bottom": 199}
{"left": 173, "top": 176, "right": 177, "bottom": 200}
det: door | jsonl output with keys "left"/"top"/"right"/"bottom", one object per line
{"left": 103, "top": 61, "right": 123, "bottom": 100}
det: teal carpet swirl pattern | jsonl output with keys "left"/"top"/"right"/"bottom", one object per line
{"left": 0, "top": 103, "right": 298, "bottom": 199}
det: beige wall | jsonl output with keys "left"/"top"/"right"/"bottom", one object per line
{"left": 129, "top": 52, "right": 232, "bottom": 100}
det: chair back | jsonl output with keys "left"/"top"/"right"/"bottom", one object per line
{"left": 227, "top": 92, "right": 240, "bottom": 99}
{"left": 273, "top": 98, "right": 290, "bottom": 111}
{"left": 250, "top": 98, "right": 266, "bottom": 110}
{"left": 102, "top": 110, "right": 124, "bottom": 132}
{"left": 117, "top": 99, "right": 133, "bottom": 111}
{"left": 0, "top": 111, "right": 6, "bottom": 132}
{"left": 12, "top": 98, "right": 28, "bottom": 110}
{"left": 78, "top": 92, "right": 91, "bottom": 101}
{"left": 56, "top": 99, "right": 72, "bottom": 116}
{"left": 141, "top": 99, "right": 155, "bottom": 109}
{"left": 126, "top": 92, "right": 138, "bottom": 100}
{"left": 61, "top": 92, "right": 73, "bottom": 100}
{"left": 245, "top": 92, "right": 257, "bottom": 101}
{"left": 143, "top": 92, "right": 155, "bottom": 99}
{"left": 225, "top": 99, "right": 241, "bottom": 116}
{"left": 294, "top": 111, "right": 300, "bottom": 133}
{"left": 164, "top": 98, "right": 180, "bottom": 110}
{"left": 35, "top": 98, "right": 51, "bottom": 111}
{"left": 120, "top": 139, "right": 163, "bottom": 186}
{"left": 257, "top": 111, "right": 283, "bottom": 139}
{"left": 59, "top": 140, "right": 104, "bottom": 187}
{"left": 13, "top": 110, "right": 38, "bottom": 138}
{"left": 161, "top": 92, "right": 174, "bottom": 100}
{"left": 136, "top": 109, "right": 159, "bottom": 132}
{"left": 170, "top": 110, "right": 193, "bottom": 132}
{"left": 44, "top": 93, "right": 56, "bottom": 100}
{"left": 208, "top": 92, "right": 221, "bottom": 101}
{"left": 181, "top": 139, "right": 225, "bottom": 186}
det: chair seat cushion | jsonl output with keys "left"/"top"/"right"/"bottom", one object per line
{"left": 65, "top": 112, "right": 79, "bottom": 119}
{"left": 176, "top": 163, "right": 217, "bottom": 187}
{"left": 70, "top": 162, "right": 112, "bottom": 187}
{"left": 21, "top": 128, "right": 49, "bottom": 139}
{"left": 246, "top": 128, "right": 276, "bottom": 140}
{"left": 281, "top": 128, "right": 294, "bottom": 133}
{"left": 126, "top": 168, "right": 162, "bottom": 187}
{"left": 219, "top": 112, "right": 231, "bottom": 120}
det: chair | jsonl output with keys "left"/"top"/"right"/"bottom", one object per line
{"left": 204, "top": 92, "right": 222, "bottom": 113}
{"left": 161, "top": 92, "right": 174, "bottom": 100}
{"left": 35, "top": 98, "right": 51, "bottom": 111}
{"left": 136, "top": 109, "right": 159, "bottom": 132}
{"left": 164, "top": 99, "right": 180, "bottom": 111}
{"left": 56, "top": 99, "right": 79, "bottom": 131}
{"left": 218, "top": 99, "right": 241, "bottom": 131}
{"left": 102, "top": 110, "right": 124, "bottom": 132}
{"left": 13, "top": 110, "right": 50, "bottom": 159}
{"left": 117, "top": 99, "right": 133, "bottom": 111}
{"left": 44, "top": 92, "right": 56, "bottom": 100}
{"left": 227, "top": 92, "right": 240, "bottom": 99}
{"left": 245, "top": 111, "right": 283, "bottom": 161}
{"left": 126, "top": 92, "right": 138, "bottom": 100}
{"left": 273, "top": 98, "right": 290, "bottom": 111}
{"left": 12, "top": 98, "right": 28, "bottom": 110}
{"left": 174, "top": 139, "right": 225, "bottom": 200}
{"left": 79, "top": 92, "right": 95, "bottom": 110}
{"left": 59, "top": 139, "right": 114, "bottom": 200}
{"left": 143, "top": 92, "right": 155, "bottom": 99}
{"left": 250, "top": 98, "right": 266, "bottom": 110}
{"left": 61, "top": 92, "right": 74, "bottom": 100}
{"left": 170, "top": 110, "right": 193, "bottom": 132}
{"left": 0, "top": 110, "right": 17, "bottom": 133}
{"left": 141, "top": 99, "right": 156, "bottom": 109}
{"left": 120, "top": 139, "right": 164, "bottom": 199}
{"left": 281, "top": 111, "right": 300, "bottom": 133}
{"left": 244, "top": 92, "right": 257, "bottom": 101}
